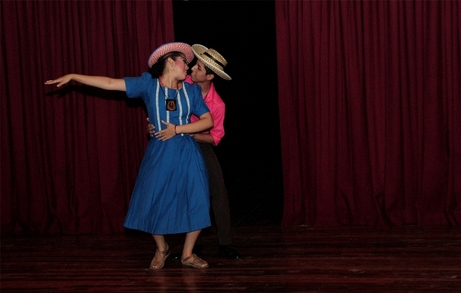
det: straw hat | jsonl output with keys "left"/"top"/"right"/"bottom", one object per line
{"left": 192, "top": 44, "right": 231, "bottom": 80}
{"left": 147, "top": 42, "right": 194, "bottom": 68}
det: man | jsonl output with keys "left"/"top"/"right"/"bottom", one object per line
{"left": 148, "top": 44, "right": 240, "bottom": 260}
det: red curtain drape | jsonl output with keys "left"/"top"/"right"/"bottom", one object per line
{"left": 1, "top": 0, "right": 175, "bottom": 234}
{"left": 276, "top": 0, "right": 460, "bottom": 227}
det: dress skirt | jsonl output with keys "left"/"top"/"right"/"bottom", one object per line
{"left": 123, "top": 134, "right": 211, "bottom": 234}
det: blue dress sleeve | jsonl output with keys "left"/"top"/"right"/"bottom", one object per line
{"left": 124, "top": 72, "right": 152, "bottom": 98}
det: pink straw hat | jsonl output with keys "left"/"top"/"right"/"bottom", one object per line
{"left": 147, "top": 42, "right": 194, "bottom": 68}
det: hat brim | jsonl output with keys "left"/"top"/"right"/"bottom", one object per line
{"left": 192, "top": 44, "right": 231, "bottom": 80}
{"left": 148, "top": 42, "right": 194, "bottom": 68}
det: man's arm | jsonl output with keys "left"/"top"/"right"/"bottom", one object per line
{"left": 148, "top": 122, "right": 215, "bottom": 144}
{"left": 147, "top": 114, "right": 214, "bottom": 138}
{"left": 190, "top": 132, "right": 215, "bottom": 144}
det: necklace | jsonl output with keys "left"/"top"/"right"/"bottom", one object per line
{"left": 159, "top": 77, "right": 179, "bottom": 111}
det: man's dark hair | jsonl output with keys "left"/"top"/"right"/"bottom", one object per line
{"left": 204, "top": 65, "right": 214, "bottom": 76}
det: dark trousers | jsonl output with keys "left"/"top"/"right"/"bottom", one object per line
{"left": 199, "top": 143, "right": 232, "bottom": 245}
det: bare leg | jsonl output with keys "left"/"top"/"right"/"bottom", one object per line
{"left": 152, "top": 234, "right": 168, "bottom": 251}
{"left": 182, "top": 230, "right": 201, "bottom": 259}
{"left": 150, "top": 234, "right": 170, "bottom": 270}
{"left": 181, "top": 229, "right": 209, "bottom": 268}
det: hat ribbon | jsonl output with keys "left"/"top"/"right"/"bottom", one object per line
{"left": 203, "top": 52, "right": 225, "bottom": 69}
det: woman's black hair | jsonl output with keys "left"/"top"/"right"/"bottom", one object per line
{"left": 148, "top": 51, "right": 186, "bottom": 78}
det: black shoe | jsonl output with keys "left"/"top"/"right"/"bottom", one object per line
{"left": 218, "top": 245, "right": 240, "bottom": 260}
{"left": 171, "top": 245, "right": 203, "bottom": 261}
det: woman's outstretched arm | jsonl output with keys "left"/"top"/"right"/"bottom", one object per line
{"left": 45, "top": 74, "right": 126, "bottom": 91}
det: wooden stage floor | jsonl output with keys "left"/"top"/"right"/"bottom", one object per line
{"left": 2, "top": 225, "right": 461, "bottom": 292}
{"left": 2, "top": 180, "right": 461, "bottom": 291}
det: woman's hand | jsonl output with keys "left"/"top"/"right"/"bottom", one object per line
{"left": 44, "top": 74, "right": 73, "bottom": 87}
{"left": 155, "top": 120, "right": 177, "bottom": 141}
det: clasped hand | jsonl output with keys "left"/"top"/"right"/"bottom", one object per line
{"left": 153, "top": 120, "right": 176, "bottom": 141}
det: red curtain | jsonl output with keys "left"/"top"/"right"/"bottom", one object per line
{"left": 2, "top": 0, "right": 460, "bottom": 235}
{"left": 1, "top": 1, "right": 175, "bottom": 234}
{"left": 276, "top": 0, "right": 460, "bottom": 227}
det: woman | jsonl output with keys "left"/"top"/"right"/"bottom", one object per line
{"left": 45, "top": 42, "right": 213, "bottom": 269}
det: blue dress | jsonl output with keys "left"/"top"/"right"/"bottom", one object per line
{"left": 122, "top": 72, "right": 211, "bottom": 234}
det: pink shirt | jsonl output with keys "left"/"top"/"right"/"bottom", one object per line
{"left": 186, "top": 76, "right": 225, "bottom": 146}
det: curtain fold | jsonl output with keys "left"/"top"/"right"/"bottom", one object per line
{"left": 1, "top": 0, "right": 175, "bottom": 234}
{"left": 276, "top": 0, "right": 460, "bottom": 227}
{"left": 2, "top": 0, "right": 460, "bottom": 234}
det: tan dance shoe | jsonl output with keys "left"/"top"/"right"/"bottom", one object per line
{"left": 181, "top": 253, "right": 209, "bottom": 269}
{"left": 149, "top": 243, "right": 170, "bottom": 270}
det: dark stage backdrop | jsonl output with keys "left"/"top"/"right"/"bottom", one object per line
{"left": 1, "top": 0, "right": 175, "bottom": 234}
{"left": 171, "top": 0, "right": 283, "bottom": 192}
{"left": 2, "top": 0, "right": 460, "bottom": 235}
{"left": 276, "top": 0, "right": 460, "bottom": 227}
